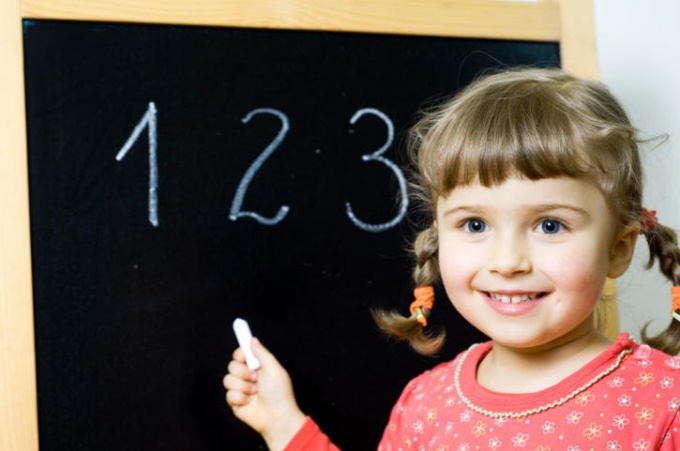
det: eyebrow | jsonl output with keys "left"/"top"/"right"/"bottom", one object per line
{"left": 441, "top": 203, "right": 589, "bottom": 217}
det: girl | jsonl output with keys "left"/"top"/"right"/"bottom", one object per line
{"left": 224, "top": 68, "right": 680, "bottom": 450}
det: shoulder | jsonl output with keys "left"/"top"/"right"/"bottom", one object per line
{"left": 620, "top": 335, "right": 680, "bottom": 376}
{"left": 394, "top": 341, "right": 490, "bottom": 404}
{"left": 380, "top": 342, "right": 490, "bottom": 444}
{"left": 596, "top": 335, "right": 680, "bottom": 442}
{"left": 608, "top": 334, "right": 680, "bottom": 409}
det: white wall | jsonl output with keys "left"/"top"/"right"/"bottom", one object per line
{"left": 593, "top": 0, "right": 680, "bottom": 339}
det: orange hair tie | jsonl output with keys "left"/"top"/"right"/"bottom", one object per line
{"left": 671, "top": 286, "right": 680, "bottom": 322}
{"left": 639, "top": 208, "right": 658, "bottom": 235}
{"left": 409, "top": 286, "right": 435, "bottom": 327}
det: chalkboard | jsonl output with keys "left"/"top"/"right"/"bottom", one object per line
{"left": 23, "top": 19, "right": 558, "bottom": 450}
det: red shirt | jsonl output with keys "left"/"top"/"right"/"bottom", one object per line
{"left": 285, "top": 333, "right": 680, "bottom": 450}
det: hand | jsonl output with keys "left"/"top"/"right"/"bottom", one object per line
{"left": 224, "top": 338, "right": 307, "bottom": 451}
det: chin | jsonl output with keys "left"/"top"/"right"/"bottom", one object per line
{"left": 485, "top": 329, "right": 559, "bottom": 349}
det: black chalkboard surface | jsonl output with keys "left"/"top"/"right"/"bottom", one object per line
{"left": 24, "top": 19, "right": 558, "bottom": 451}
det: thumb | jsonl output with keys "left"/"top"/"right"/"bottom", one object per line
{"left": 250, "top": 338, "right": 280, "bottom": 369}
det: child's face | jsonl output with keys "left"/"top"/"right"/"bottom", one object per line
{"left": 436, "top": 175, "right": 628, "bottom": 350}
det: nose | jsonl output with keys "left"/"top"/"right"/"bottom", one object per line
{"left": 487, "top": 232, "right": 532, "bottom": 276}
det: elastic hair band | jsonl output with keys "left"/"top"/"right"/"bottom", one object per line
{"left": 410, "top": 286, "right": 435, "bottom": 327}
{"left": 671, "top": 286, "right": 680, "bottom": 323}
{"left": 639, "top": 208, "right": 658, "bottom": 235}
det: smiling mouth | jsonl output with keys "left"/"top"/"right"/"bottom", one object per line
{"left": 487, "top": 292, "right": 546, "bottom": 304}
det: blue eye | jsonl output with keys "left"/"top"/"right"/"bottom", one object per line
{"left": 465, "top": 219, "right": 487, "bottom": 233}
{"left": 539, "top": 219, "right": 563, "bottom": 234}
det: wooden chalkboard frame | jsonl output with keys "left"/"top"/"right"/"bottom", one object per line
{"left": 0, "top": 0, "right": 600, "bottom": 449}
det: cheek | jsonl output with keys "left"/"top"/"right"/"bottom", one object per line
{"left": 437, "top": 248, "right": 487, "bottom": 328}
{"left": 541, "top": 245, "right": 610, "bottom": 294}
{"left": 437, "top": 242, "right": 484, "bottom": 290}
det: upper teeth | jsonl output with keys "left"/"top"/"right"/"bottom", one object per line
{"left": 489, "top": 293, "right": 540, "bottom": 304}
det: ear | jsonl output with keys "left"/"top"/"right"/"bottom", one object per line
{"left": 608, "top": 222, "right": 640, "bottom": 278}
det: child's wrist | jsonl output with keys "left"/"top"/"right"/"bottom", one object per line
{"left": 262, "top": 410, "right": 307, "bottom": 451}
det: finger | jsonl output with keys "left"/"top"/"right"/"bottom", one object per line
{"left": 225, "top": 386, "right": 253, "bottom": 407}
{"left": 223, "top": 373, "right": 258, "bottom": 395}
{"left": 227, "top": 359, "right": 257, "bottom": 382}
{"left": 232, "top": 347, "right": 247, "bottom": 363}
{"left": 250, "top": 338, "right": 280, "bottom": 368}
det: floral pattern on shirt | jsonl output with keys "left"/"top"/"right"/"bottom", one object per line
{"left": 378, "top": 334, "right": 680, "bottom": 451}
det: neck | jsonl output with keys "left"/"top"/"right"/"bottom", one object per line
{"left": 476, "top": 325, "right": 612, "bottom": 394}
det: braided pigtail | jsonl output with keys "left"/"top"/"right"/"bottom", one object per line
{"left": 640, "top": 216, "right": 680, "bottom": 355}
{"left": 373, "top": 225, "right": 445, "bottom": 355}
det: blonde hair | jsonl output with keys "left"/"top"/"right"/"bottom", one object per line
{"left": 374, "top": 67, "right": 680, "bottom": 355}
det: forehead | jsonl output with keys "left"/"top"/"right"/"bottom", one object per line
{"left": 436, "top": 176, "right": 609, "bottom": 215}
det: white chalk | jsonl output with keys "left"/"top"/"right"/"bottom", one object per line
{"left": 233, "top": 318, "right": 261, "bottom": 370}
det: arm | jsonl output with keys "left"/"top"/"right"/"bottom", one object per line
{"left": 223, "top": 338, "right": 340, "bottom": 451}
{"left": 282, "top": 416, "right": 341, "bottom": 451}
{"left": 659, "top": 410, "right": 680, "bottom": 450}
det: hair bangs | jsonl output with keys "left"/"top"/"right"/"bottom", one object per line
{"left": 411, "top": 68, "right": 642, "bottom": 227}
{"left": 421, "top": 86, "right": 595, "bottom": 198}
